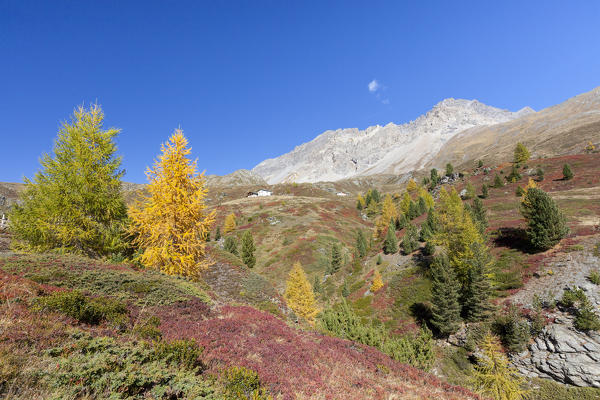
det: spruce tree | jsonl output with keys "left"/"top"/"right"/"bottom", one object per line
{"left": 313, "top": 275, "right": 322, "bottom": 294}
{"left": 341, "top": 280, "right": 350, "bottom": 297}
{"left": 401, "top": 223, "right": 419, "bottom": 254}
{"left": 10, "top": 105, "right": 128, "bottom": 256}
{"left": 430, "top": 168, "right": 439, "bottom": 185}
{"left": 493, "top": 174, "right": 504, "bottom": 188}
{"left": 481, "top": 183, "right": 489, "bottom": 199}
{"left": 506, "top": 165, "right": 522, "bottom": 183}
{"left": 562, "top": 163, "right": 574, "bottom": 180}
{"left": 284, "top": 262, "right": 319, "bottom": 323}
{"left": 513, "top": 142, "right": 531, "bottom": 165}
{"left": 464, "top": 182, "right": 475, "bottom": 200}
{"left": 477, "top": 160, "right": 484, "bottom": 168}
{"left": 330, "top": 243, "right": 342, "bottom": 273}
{"left": 356, "top": 230, "right": 368, "bottom": 258}
{"left": 240, "top": 230, "right": 256, "bottom": 268}
{"left": 396, "top": 213, "right": 408, "bottom": 230}
{"left": 214, "top": 226, "right": 221, "bottom": 241}
{"left": 535, "top": 167, "right": 544, "bottom": 182}
{"left": 471, "top": 197, "right": 488, "bottom": 234}
{"left": 515, "top": 186, "right": 525, "bottom": 197}
{"left": 430, "top": 254, "right": 462, "bottom": 337}
{"left": 408, "top": 201, "right": 419, "bottom": 220}
{"left": 445, "top": 163, "right": 454, "bottom": 177}
{"left": 383, "top": 222, "right": 398, "bottom": 254}
{"left": 419, "top": 211, "right": 438, "bottom": 242}
{"left": 417, "top": 196, "right": 427, "bottom": 215}
{"left": 520, "top": 188, "right": 569, "bottom": 250}
{"left": 224, "top": 236, "right": 238, "bottom": 255}
{"left": 462, "top": 241, "right": 494, "bottom": 322}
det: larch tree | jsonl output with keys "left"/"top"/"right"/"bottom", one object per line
{"left": 284, "top": 262, "right": 319, "bottom": 323}
{"left": 430, "top": 254, "right": 462, "bottom": 337}
{"left": 513, "top": 143, "right": 530, "bottom": 165}
{"left": 223, "top": 213, "right": 237, "bottom": 233}
{"left": 375, "top": 194, "right": 398, "bottom": 237}
{"left": 418, "top": 186, "right": 435, "bottom": 210}
{"left": 10, "top": 104, "right": 128, "bottom": 256}
{"left": 472, "top": 333, "right": 527, "bottom": 400}
{"left": 433, "top": 187, "right": 487, "bottom": 285}
{"left": 240, "top": 230, "right": 256, "bottom": 268}
{"left": 371, "top": 269, "right": 384, "bottom": 292}
{"left": 406, "top": 178, "right": 418, "bottom": 192}
{"left": 128, "top": 129, "right": 215, "bottom": 278}
{"left": 399, "top": 192, "right": 411, "bottom": 215}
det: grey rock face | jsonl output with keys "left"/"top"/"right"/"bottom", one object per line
{"left": 512, "top": 319, "right": 600, "bottom": 387}
{"left": 252, "top": 99, "right": 529, "bottom": 184}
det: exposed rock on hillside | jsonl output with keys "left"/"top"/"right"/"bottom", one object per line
{"left": 205, "top": 168, "right": 267, "bottom": 187}
{"left": 253, "top": 99, "right": 528, "bottom": 183}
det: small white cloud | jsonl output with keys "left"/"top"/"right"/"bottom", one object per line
{"left": 381, "top": 98, "right": 390, "bottom": 105}
{"left": 368, "top": 79, "right": 379, "bottom": 92}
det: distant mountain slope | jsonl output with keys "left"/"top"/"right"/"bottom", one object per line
{"left": 252, "top": 99, "right": 531, "bottom": 183}
{"left": 427, "top": 87, "right": 600, "bottom": 171}
{"left": 205, "top": 168, "right": 267, "bottom": 187}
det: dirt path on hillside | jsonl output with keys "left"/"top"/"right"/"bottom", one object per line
{"left": 509, "top": 235, "right": 600, "bottom": 308}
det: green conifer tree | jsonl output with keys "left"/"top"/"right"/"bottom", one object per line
{"left": 401, "top": 223, "right": 419, "bottom": 254}
{"left": 535, "top": 167, "right": 544, "bottom": 182}
{"left": 214, "top": 226, "right": 221, "bottom": 241}
{"left": 493, "top": 174, "right": 504, "bottom": 188}
{"left": 383, "top": 222, "right": 398, "bottom": 254}
{"left": 520, "top": 188, "right": 569, "bottom": 250}
{"left": 356, "top": 230, "right": 368, "bottom": 258}
{"left": 10, "top": 104, "right": 127, "bottom": 256}
{"left": 241, "top": 230, "right": 256, "bottom": 268}
{"left": 313, "top": 275, "right": 322, "bottom": 294}
{"left": 481, "top": 183, "right": 489, "bottom": 199}
{"left": 562, "top": 163, "right": 574, "bottom": 180}
{"left": 330, "top": 243, "right": 342, "bottom": 273}
{"left": 430, "top": 254, "right": 462, "bottom": 337}
{"left": 445, "top": 163, "right": 454, "bottom": 177}
{"left": 417, "top": 196, "right": 427, "bottom": 215}
{"left": 224, "top": 236, "right": 238, "bottom": 255}
{"left": 471, "top": 197, "right": 488, "bottom": 234}
{"left": 341, "top": 280, "right": 350, "bottom": 297}
{"left": 462, "top": 242, "right": 494, "bottom": 322}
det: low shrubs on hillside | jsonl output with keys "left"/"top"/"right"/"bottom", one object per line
{"left": 222, "top": 366, "right": 272, "bottom": 400}
{"left": 33, "top": 290, "right": 128, "bottom": 328}
{"left": 560, "top": 287, "right": 600, "bottom": 331}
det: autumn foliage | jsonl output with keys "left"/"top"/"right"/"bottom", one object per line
{"left": 128, "top": 130, "right": 215, "bottom": 277}
{"left": 284, "top": 262, "right": 319, "bottom": 323}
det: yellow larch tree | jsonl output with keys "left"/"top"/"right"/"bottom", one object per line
{"left": 433, "top": 187, "right": 486, "bottom": 284}
{"left": 418, "top": 186, "right": 435, "bottom": 210}
{"left": 521, "top": 178, "right": 538, "bottom": 207}
{"left": 585, "top": 141, "right": 595, "bottom": 153}
{"left": 399, "top": 192, "right": 412, "bottom": 215}
{"left": 371, "top": 269, "right": 384, "bottom": 292}
{"left": 284, "top": 262, "right": 319, "bottom": 323}
{"left": 374, "top": 194, "right": 398, "bottom": 238}
{"left": 223, "top": 213, "right": 237, "bottom": 233}
{"left": 406, "top": 178, "right": 418, "bottom": 192}
{"left": 129, "top": 129, "right": 215, "bottom": 278}
{"left": 472, "top": 333, "right": 527, "bottom": 400}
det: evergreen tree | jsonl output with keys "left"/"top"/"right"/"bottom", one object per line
{"left": 341, "top": 280, "right": 350, "bottom": 297}
{"left": 513, "top": 142, "right": 531, "bottom": 165}
{"left": 330, "top": 243, "right": 342, "bottom": 273}
{"left": 419, "top": 211, "right": 437, "bottom": 242}
{"left": 383, "top": 222, "right": 398, "bottom": 254}
{"left": 127, "top": 129, "right": 215, "bottom": 277}
{"left": 312, "top": 275, "right": 322, "bottom": 295}
{"left": 471, "top": 197, "right": 488, "bottom": 234}
{"left": 493, "top": 174, "right": 504, "bottom": 188}
{"left": 240, "top": 230, "right": 256, "bottom": 268}
{"left": 472, "top": 333, "right": 527, "bottom": 400}
{"left": 223, "top": 213, "right": 237, "bottom": 233}
{"left": 520, "top": 188, "right": 569, "bottom": 250}
{"left": 10, "top": 104, "right": 128, "bottom": 256}
{"left": 462, "top": 241, "right": 494, "bottom": 321}
{"left": 477, "top": 160, "right": 484, "bottom": 168}
{"left": 408, "top": 201, "right": 420, "bottom": 220}
{"left": 464, "top": 182, "right": 475, "bottom": 199}
{"left": 376, "top": 254, "right": 383, "bottom": 265}
{"left": 417, "top": 196, "right": 427, "bottom": 215}
{"left": 224, "top": 236, "right": 238, "bottom": 255}
{"left": 445, "top": 163, "right": 454, "bottom": 177}
{"left": 562, "top": 163, "right": 574, "bottom": 180}
{"left": 430, "top": 254, "right": 462, "bottom": 337}
{"left": 535, "top": 167, "right": 544, "bottom": 182}
{"left": 356, "top": 194, "right": 365, "bottom": 210}
{"left": 214, "top": 226, "right": 221, "bottom": 241}
{"left": 515, "top": 186, "right": 524, "bottom": 197}
{"left": 481, "top": 183, "right": 489, "bottom": 199}
{"left": 371, "top": 269, "right": 384, "bottom": 292}
{"left": 356, "top": 230, "right": 368, "bottom": 258}
{"left": 395, "top": 213, "right": 408, "bottom": 231}
{"left": 401, "top": 223, "right": 419, "bottom": 254}
{"left": 506, "top": 165, "right": 522, "bottom": 183}
{"left": 430, "top": 168, "right": 439, "bottom": 185}
{"left": 284, "top": 262, "right": 319, "bottom": 323}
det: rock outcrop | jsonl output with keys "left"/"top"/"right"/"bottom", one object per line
{"left": 512, "top": 318, "right": 600, "bottom": 387}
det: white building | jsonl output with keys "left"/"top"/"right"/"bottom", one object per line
{"left": 257, "top": 189, "right": 272, "bottom": 197}
{"left": 336, "top": 192, "right": 348, "bottom": 197}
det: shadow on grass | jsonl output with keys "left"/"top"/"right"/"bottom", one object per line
{"left": 493, "top": 227, "right": 536, "bottom": 254}
{"left": 409, "top": 302, "right": 433, "bottom": 329}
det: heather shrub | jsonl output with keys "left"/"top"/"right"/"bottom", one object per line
{"left": 222, "top": 366, "right": 272, "bottom": 400}
{"left": 133, "top": 315, "right": 163, "bottom": 340}
{"left": 152, "top": 339, "right": 205, "bottom": 370}
{"left": 33, "top": 290, "right": 128, "bottom": 327}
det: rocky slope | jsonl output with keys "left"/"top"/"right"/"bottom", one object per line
{"left": 252, "top": 99, "right": 531, "bottom": 183}
{"left": 427, "top": 86, "right": 600, "bottom": 171}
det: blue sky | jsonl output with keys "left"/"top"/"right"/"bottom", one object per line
{"left": 2, "top": 1, "right": 599, "bottom": 183}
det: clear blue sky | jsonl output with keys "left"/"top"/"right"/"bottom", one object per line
{"left": 2, "top": 1, "right": 599, "bottom": 183}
